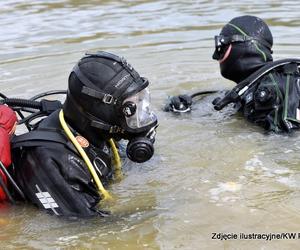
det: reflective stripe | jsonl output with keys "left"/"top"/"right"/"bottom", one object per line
{"left": 35, "top": 185, "right": 59, "bottom": 215}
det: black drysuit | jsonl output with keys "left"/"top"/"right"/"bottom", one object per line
{"left": 239, "top": 62, "right": 300, "bottom": 132}
{"left": 11, "top": 110, "right": 114, "bottom": 217}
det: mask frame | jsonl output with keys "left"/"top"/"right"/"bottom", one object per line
{"left": 213, "top": 34, "right": 272, "bottom": 60}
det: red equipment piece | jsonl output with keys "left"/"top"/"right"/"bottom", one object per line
{"left": 0, "top": 105, "right": 17, "bottom": 201}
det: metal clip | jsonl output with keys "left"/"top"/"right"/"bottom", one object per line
{"left": 103, "top": 94, "right": 114, "bottom": 104}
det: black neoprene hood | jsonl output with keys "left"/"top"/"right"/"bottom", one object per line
{"left": 213, "top": 15, "right": 274, "bottom": 83}
{"left": 220, "top": 15, "right": 273, "bottom": 47}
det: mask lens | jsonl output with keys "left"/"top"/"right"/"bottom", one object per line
{"left": 214, "top": 35, "right": 222, "bottom": 50}
{"left": 213, "top": 35, "right": 231, "bottom": 60}
{"left": 123, "top": 88, "right": 157, "bottom": 129}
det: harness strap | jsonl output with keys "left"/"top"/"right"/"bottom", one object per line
{"left": 12, "top": 130, "right": 77, "bottom": 155}
{"left": 214, "top": 58, "right": 300, "bottom": 110}
{"left": 73, "top": 65, "right": 116, "bottom": 105}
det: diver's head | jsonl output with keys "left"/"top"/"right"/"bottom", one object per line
{"left": 212, "top": 15, "right": 273, "bottom": 83}
{"left": 63, "top": 51, "right": 158, "bottom": 162}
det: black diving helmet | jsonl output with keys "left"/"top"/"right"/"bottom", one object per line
{"left": 63, "top": 51, "right": 158, "bottom": 163}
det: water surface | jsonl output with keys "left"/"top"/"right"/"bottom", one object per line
{"left": 1, "top": 0, "right": 300, "bottom": 249}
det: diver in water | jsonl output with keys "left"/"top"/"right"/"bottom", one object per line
{"left": 10, "top": 51, "right": 158, "bottom": 217}
{"left": 165, "top": 15, "right": 300, "bottom": 133}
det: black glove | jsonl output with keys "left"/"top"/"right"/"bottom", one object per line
{"left": 164, "top": 94, "right": 193, "bottom": 113}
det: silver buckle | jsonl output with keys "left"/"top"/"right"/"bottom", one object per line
{"left": 109, "top": 126, "right": 124, "bottom": 133}
{"left": 103, "top": 94, "right": 113, "bottom": 104}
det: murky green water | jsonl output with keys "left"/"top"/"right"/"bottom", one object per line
{"left": 1, "top": 0, "right": 300, "bottom": 249}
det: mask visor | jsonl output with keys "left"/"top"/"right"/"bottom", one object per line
{"left": 213, "top": 34, "right": 250, "bottom": 60}
{"left": 123, "top": 88, "right": 157, "bottom": 129}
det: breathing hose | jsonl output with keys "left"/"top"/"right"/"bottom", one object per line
{"left": 0, "top": 98, "right": 41, "bottom": 109}
{"left": 59, "top": 110, "right": 113, "bottom": 201}
{"left": 190, "top": 90, "right": 219, "bottom": 98}
{"left": 108, "top": 139, "right": 123, "bottom": 180}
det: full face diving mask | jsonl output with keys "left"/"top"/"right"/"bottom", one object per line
{"left": 121, "top": 87, "right": 158, "bottom": 163}
{"left": 66, "top": 51, "right": 158, "bottom": 163}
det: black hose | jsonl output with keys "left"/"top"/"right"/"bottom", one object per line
{"left": 0, "top": 95, "right": 30, "bottom": 130}
{"left": 0, "top": 162, "right": 26, "bottom": 201}
{"left": 0, "top": 174, "right": 15, "bottom": 204}
{"left": 14, "top": 109, "right": 27, "bottom": 128}
{"left": 190, "top": 90, "right": 219, "bottom": 99}
{"left": 1, "top": 98, "right": 42, "bottom": 131}
{"left": 18, "top": 111, "right": 44, "bottom": 125}
{"left": 30, "top": 90, "right": 67, "bottom": 101}
{"left": 18, "top": 111, "right": 46, "bottom": 131}
{"left": 1, "top": 97, "right": 62, "bottom": 132}
{"left": 1, "top": 98, "right": 41, "bottom": 110}
{"left": 0, "top": 93, "right": 7, "bottom": 99}
{"left": 13, "top": 107, "right": 36, "bottom": 114}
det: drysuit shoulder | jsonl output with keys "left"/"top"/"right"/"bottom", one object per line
{"left": 12, "top": 143, "right": 107, "bottom": 217}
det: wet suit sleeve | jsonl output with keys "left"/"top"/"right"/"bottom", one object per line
{"left": 14, "top": 144, "right": 105, "bottom": 217}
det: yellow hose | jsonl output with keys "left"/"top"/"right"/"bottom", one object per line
{"left": 59, "top": 110, "right": 112, "bottom": 200}
{"left": 108, "top": 138, "right": 123, "bottom": 180}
